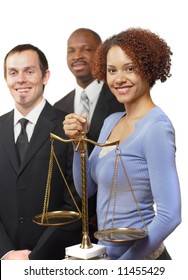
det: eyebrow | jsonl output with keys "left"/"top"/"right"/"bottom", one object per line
{"left": 107, "top": 62, "right": 133, "bottom": 67}
{"left": 7, "top": 66, "right": 37, "bottom": 71}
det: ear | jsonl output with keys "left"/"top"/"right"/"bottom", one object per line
{"left": 43, "top": 69, "right": 50, "bottom": 85}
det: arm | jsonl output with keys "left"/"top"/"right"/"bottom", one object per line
{"left": 0, "top": 220, "right": 15, "bottom": 259}
{"left": 72, "top": 146, "right": 97, "bottom": 199}
{"left": 118, "top": 120, "right": 181, "bottom": 259}
{"left": 63, "top": 113, "right": 97, "bottom": 198}
{"left": 0, "top": 220, "right": 31, "bottom": 260}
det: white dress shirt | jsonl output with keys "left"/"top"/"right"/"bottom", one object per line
{"left": 14, "top": 98, "right": 46, "bottom": 143}
{"left": 74, "top": 80, "right": 103, "bottom": 122}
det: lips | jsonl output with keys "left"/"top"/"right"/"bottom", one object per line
{"left": 71, "top": 61, "right": 87, "bottom": 71}
{"left": 16, "top": 88, "right": 30, "bottom": 92}
{"left": 16, "top": 88, "right": 31, "bottom": 96}
{"left": 116, "top": 86, "right": 131, "bottom": 94}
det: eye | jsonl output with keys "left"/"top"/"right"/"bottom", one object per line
{"left": 67, "top": 48, "right": 74, "bottom": 54}
{"left": 26, "top": 68, "right": 35, "bottom": 75}
{"left": 107, "top": 67, "right": 117, "bottom": 74}
{"left": 83, "top": 47, "right": 91, "bottom": 52}
{"left": 8, "top": 70, "right": 17, "bottom": 76}
{"left": 27, "top": 70, "right": 34, "bottom": 74}
{"left": 124, "top": 65, "right": 135, "bottom": 73}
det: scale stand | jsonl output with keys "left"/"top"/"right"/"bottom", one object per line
{"left": 63, "top": 133, "right": 118, "bottom": 260}
{"left": 64, "top": 243, "right": 107, "bottom": 260}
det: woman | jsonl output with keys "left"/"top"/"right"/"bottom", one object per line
{"left": 63, "top": 28, "right": 181, "bottom": 259}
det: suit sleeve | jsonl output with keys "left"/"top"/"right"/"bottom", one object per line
{"left": 0, "top": 220, "right": 15, "bottom": 258}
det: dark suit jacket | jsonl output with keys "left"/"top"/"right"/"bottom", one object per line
{"left": 54, "top": 84, "right": 125, "bottom": 240}
{"left": 0, "top": 102, "right": 82, "bottom": 259}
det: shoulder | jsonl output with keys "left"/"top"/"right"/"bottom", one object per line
{"left": 42, "top": 101, "right": 67, "bottom": 121}
{"left": 54, "top": 90, "right": 75, "bottom": 107}
{"left": 141, "top": 107, "right": 175, "bottom": 148}
{"left": 146, "top": 107, "right": 174, "bottom": 132}
{"left": 0, "top": 110, "right": 13, "bottom": 124}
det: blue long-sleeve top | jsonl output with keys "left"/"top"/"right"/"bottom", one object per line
{"left": 73, "top": 107, "right": 181, "bottom": 259}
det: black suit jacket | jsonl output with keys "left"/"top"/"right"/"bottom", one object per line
{"left": 0, "top": 102, "right": 82, "bottom": 259}
{"left": 54, "top": 84, "right": 125, "bottom": 239}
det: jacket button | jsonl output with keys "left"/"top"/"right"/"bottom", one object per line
{"left": 19, "top": 217, "right": 25, "bottom": 224}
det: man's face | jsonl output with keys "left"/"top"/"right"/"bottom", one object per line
{"left": 5, "top": 50, "right": 49, "bottom": 114}
{"left": 67, "top": 31, "right": 99, "bottom": 86}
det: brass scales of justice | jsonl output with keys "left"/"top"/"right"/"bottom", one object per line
{"left": 33, "top": 132, "right": 148, "bottom": 260}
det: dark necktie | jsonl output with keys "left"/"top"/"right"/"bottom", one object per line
{"left": 81, "top": 91, "right": 90, "bottom": 117}
{"left": 16, "top": 118, "right": 29, "bottom": 163}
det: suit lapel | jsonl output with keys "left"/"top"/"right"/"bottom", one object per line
{"left": 62, "top": 91, "right": 75, "bottom": 113}
{"left": 18, "top": 102, "right": 59, "bottom": 173}
{"left": 0, "top": 110, "right": 20, "bottom": 173}
{"left": 89, "top": 84, "right": 112, "bottom": 132}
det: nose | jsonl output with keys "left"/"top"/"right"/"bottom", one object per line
{"left": 115, "top": 71, "right": 127, "bottom": 84}
{"left": 17, "top": 72, "right": 27, "bottom": 83}
{"left": 72, "top": 49, "right": 84, "bottom": 60}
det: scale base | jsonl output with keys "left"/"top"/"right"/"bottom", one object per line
{"left": 65, "top": 243, "right": 108, "bottom": 260}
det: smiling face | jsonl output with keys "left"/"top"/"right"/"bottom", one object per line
{"left": 5, "top": 50, "right": 50, "bottom": 115}
{"left": 67, "top": 30, "right": 100, "bottom": 88}
{"left": 106, "top": 46, "right": 150, "bottom": 106}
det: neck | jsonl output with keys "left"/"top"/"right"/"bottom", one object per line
{"left": 77, "top": 77, "right": 94, "bottom": 89}
{"left": 15, "top": 97, "right": 44, "bottom": 117}
{"left": 125, "top": 99, "right": 156, "bottom": 121}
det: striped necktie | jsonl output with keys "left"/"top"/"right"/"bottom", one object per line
{"left": 81, "top": 91, "right": 90, "bottom": 117}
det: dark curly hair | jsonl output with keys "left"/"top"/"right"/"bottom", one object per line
{"left": 92, "top": 28, "right": 172, "bottom": 88}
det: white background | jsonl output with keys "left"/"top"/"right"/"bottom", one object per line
{"left": 0, "top": 0, "right": 187, "bottom": 263}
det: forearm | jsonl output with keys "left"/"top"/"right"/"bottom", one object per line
{"left": 73, "top": 149, "right": 97, "bottom": 198}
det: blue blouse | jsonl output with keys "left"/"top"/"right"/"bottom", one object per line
{"left": 73, "top": 107, "right": 181, "bottom": 259}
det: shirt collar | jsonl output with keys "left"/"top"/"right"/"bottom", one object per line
{"left": 75, "top": 80, "right": 103, "bottom": 104}
{"left": 14, "top": 98, "right": 46, "bottom": 126}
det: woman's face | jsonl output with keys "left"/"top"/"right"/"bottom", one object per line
{"left": 106, "top": 46, "right": 149, "bottom": 105}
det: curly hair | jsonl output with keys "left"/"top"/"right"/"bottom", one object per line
{"left": 92, "top": 28, "right": 172, "bottom": 88}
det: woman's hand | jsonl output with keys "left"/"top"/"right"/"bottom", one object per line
{"left": 63, "top": 112, "right": 89, "bottom": 139}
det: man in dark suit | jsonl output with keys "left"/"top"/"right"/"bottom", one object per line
{"left": 54, "top": 28, "right": 125, "bottom": 241}
{"left": 0, "top": 44, "right": 82, "bottom": 260}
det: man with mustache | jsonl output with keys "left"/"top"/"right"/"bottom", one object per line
{"left": 54, "top": 28, "right": 124, "bottom": 242}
